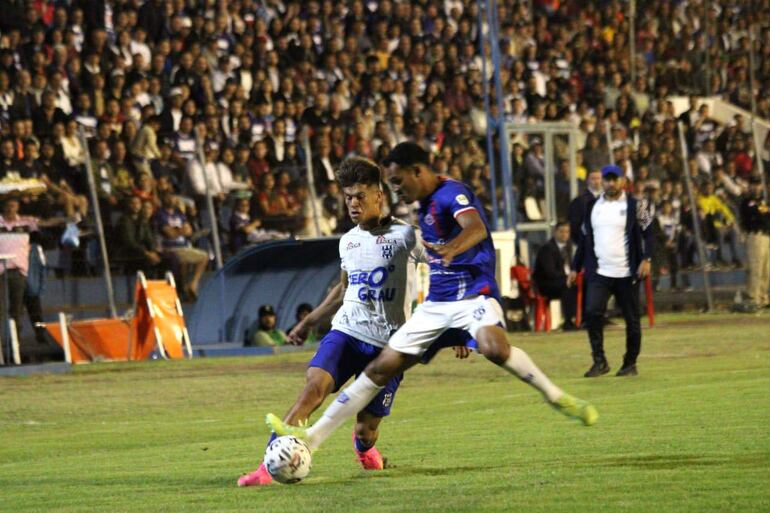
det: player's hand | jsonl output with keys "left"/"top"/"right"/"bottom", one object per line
{"left": 453, "top": 346, "right": 471, "bottom": 359}
{"left": 423, "top": 241, "right": 457, "bottom": 266}
{"left": 637, "top": 260, "right": 651, "bottom": 279}
{"left": 567, "top": 271, "right": 577, "bottom": 287}
{"left": 287, "top": 322, "right": 309, "bottom": 346}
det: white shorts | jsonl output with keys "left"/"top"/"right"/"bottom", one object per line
{"left": 388, "top": 296, "right": 505, "bottom": 356}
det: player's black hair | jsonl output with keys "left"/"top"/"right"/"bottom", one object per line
{"left": 335, "top": 157, "right": 382, "bottom": 188}
{"left": 382, "top": 141, "right": 430, "bottom": 169}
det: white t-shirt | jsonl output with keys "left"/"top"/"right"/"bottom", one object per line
{"left": 591, "top": 192, "right": 631, "bottom": 278}
{"left": 332, "top": 218, "right": 425, "bottom": 347}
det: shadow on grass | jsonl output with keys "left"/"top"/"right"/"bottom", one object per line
{"left": 593, "top": 453, "right": 764, "bottom": 470}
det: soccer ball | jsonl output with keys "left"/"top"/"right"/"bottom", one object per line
{"left": 264, "top": 435, "right": 312, "bottom": 484}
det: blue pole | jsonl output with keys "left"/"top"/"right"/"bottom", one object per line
{"left": 478, "top": 0, "right": 499, "bottom": 230}
{"left": 489, "top": 0, "right": 516, "bottom": 230}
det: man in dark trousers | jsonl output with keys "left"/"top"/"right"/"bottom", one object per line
{"left": 570, "top": 165, "right": 654, "bottom": 377}
{"left": 533, "top": 221, "right": 577, "bottom": 329}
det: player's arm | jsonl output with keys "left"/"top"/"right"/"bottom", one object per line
{"left": 423, "top": 210, "right": 487, "bottom": 266}
{"left": 287, "top": 272, "right": 347, "bottom": 345}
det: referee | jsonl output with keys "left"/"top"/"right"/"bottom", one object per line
{"left": 570, "top": 165, "right": 654, "bottom": 377}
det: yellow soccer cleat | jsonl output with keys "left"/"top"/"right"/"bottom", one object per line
{"left": 265, "top": 413, "right": 310, "bottom": 440}
{"left": 552, "top": 393, "right": 599, "bottom": 426}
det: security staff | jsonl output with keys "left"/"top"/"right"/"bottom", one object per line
{"left": 739, "top": 176, "right": 770, "bottom": 308}
{"left": 570, "top": 165, "right": 654, "bottom": 377}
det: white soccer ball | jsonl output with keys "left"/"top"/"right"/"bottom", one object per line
{"left": 264, "top": 435, "right": 312, "bottom": 484}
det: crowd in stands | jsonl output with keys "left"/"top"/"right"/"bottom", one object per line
{"left": 0, "top": 0, "right": 768, "bottom": 304}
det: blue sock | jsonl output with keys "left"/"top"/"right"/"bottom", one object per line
{"left": 354, "top": 436, "right": 374, "bottom": 453}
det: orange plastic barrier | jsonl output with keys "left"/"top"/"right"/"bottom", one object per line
{"left": 44, "top": 272, "right": 191, "bottom": 364}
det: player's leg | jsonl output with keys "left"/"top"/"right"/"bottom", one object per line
{"left": 462, "top": 297, "right": 597, "bottom": 425}
{"left": 584, "top": 275, "right": 612, "bottom": 376}
{"left": 613, "top": 278, "right": 641, "bottom": 376}
{"left": 283, "top": 347, "right": 417, "bottom": 450}
{"left": 267, "top": 305, "right": 445, "bottom": 448}
{"left": 353, "top": 411, "right": 386, "bottom": 470}
{"left": 419, "top": 328, "right": 477, "bottom": 363}
{"left": 238, "top": 367, "right": 335, "bottom": 487}
{"left": 351, "top": 367, "right": 404, "bottom": 470}
{"left": 239, "top": 332, "right": 346, "bottom": 486}
{"left": 282, "top": 367, "right": 336, "bottom": 424}
{"left": 474, "top": 324, "right": 563, "bottom": 403}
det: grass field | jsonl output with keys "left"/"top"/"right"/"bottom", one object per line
{"left": 2, "top": 312, "right": 769, "bottom": 513}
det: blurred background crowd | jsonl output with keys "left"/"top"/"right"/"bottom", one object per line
{"left": 0, "top": 0, "right": 768, "bottom": 302}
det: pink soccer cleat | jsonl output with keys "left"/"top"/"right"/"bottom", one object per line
{"left": 237, "top": 462, "right": 273, "bottom": 486}
{"left": 353, "top": 433, "right": 384, "bottom": 470}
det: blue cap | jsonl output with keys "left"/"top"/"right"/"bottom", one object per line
{"left": 601, "top": 164, "right": 622, "bottom": 178}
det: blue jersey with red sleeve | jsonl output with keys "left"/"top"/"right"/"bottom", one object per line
{"left": 418, "top": 178, "right": 500, "bottom": 302}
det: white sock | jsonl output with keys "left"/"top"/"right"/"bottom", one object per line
{"left": 502, "top": 347, "right": 563, "bottom": 403}
{"left": 306, "top": 373, "right": 383, "bottom": 450}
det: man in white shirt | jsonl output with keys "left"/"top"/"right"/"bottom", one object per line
{"left": 571, "top": 165, "right": 654, "bottom": 377}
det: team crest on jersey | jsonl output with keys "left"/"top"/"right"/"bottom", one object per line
{"left": 382, "top": 392, "right": 393, "bottom": 408}
{"left": 424, "top": 213, "right": 435, "bottom": 226}
{"left": 381, "top": 245, "right": 394, "bottom": 259}
{"left": 455, "top": 194, "right": 469, "bottom": 206}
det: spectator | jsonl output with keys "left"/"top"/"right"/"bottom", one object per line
{"left": 37, "top": 138, "right": 89, "bottom": 219}
{"left": 698, "top": 181, "right": 741, "bottom": 267}
{"left": 114, "top": 196, "right": 162, "bottom": 275}
{"left": 568, "top": 169, "right": 602, "bottom": 244}
{"left": 59, "top": 118, "right": 86, "bottom": 169}
{"left": 249, "top": 304, "right": 287, "bottom": 347}
{"left": 533, "top": 221, "right": 577, "bottom": 330}
{"left": 186, "top": 143, "right": 233, "bottom": 207}
{"left": 656, "top": 200, "right": 685, "bottom": 291}
{"left": 154, "top": 192, "right": 208, "bottom": 300}
{"left": 89, "top": 139, "right": 119, "bottom": 220}
{"left": 0, "top": 198, "right": 62, "bottom": 346}
{"left": 131, "top": 115, "right": 161, "bottom": 175}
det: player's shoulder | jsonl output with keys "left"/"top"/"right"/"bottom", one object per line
{"left": 384, "top": 217, "right": 416, "bottom": 235}
{"left": 339, "top": 225, "right": 363, "bottom": 249}
{"left": 434, "top": 178, "right": 474, "bottom": 201}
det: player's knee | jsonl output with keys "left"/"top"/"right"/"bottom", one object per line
{"left": 480, "top": 343, "right": 509, "bottom": 365}
{"left": 476, "top": 331, "right": 510, "bottom": 365}
{"left": 365, "top": 352, "right": 401, "bottom": 385}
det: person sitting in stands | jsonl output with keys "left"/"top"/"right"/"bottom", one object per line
{"left": 115, "top": 196, "right": 162, "bottom": 274}
{"left": 154, "top": 192, "right": 208, "bottom": 300}
{"left": 250, "top": 304, "right": 288, "bottom": 347}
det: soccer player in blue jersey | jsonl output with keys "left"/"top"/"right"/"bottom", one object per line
{"left": 266, "top": 142, "right": 598, "bottom": 459}
{"left": 238, "top": 157, "right": 475, "bottom": 486}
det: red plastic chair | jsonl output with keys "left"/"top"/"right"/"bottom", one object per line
{"left": 534, "top": 293, "right": 551, "bottom": 332}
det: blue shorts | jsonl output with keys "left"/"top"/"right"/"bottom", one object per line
{"left": 308, "top": 329, "right": 476, "bottom": 417}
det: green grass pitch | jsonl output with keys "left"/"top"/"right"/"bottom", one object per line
{"left": 2, "top": 313, "right": 769, "bottom": 512}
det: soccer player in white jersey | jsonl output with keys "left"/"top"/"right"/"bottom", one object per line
{"left": 237, "top": 157, "right": 474, "bottom": 486}
{"left": 266, "top": 142, "right": 598, "bottom": 466}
